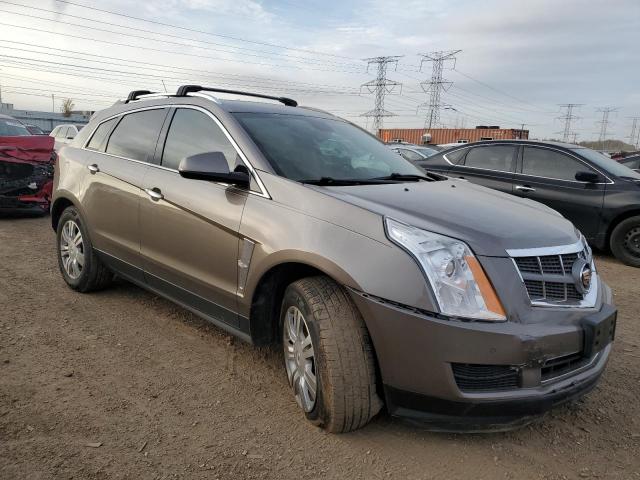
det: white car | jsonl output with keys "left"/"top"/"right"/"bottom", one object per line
{"left": 50, "top": 124, "right": 85, "bottom": 151}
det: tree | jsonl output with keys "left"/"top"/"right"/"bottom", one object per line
{"left": 61, "top": 98, "right": 75, "bottom": 117}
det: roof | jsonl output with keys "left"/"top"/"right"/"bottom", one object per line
{"left": 0, "top": 113, "right": 17, "bottom": 120}
{"left": 445, "top": 139, "right": 582, "bottom": 150}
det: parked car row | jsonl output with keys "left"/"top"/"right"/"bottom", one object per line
{"left": 401, "top": 140, "right": 640, "bottom": 267}
{"left": 49, "top": 86, "right": 617, "bottom": 433}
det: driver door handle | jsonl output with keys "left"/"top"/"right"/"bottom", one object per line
{"left": 515, "top": 185, "right": 536, "bottom": 193}
{"left": 87, "top": 164, "right": 99, "bottom": 174}
{"left": 145, "top": 188, "right": 164, "bottom": 201}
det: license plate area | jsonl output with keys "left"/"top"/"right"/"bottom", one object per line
{"left": 582, "top": 304, "right": 616, "bottom": 357}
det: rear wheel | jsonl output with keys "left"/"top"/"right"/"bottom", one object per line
{"left": 610, "top": 216, "right": 640, "bottom": 268}
{"left": 56, "top": 206, "right": 113, "bottom": 291}
{"left": 281, "top": 276, "right": 382, "bottom": 433}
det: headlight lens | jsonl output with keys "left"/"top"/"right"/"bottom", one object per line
{"left": 385, "top": 218, "right": 506, "bottom": 321}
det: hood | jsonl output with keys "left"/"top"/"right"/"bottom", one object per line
{"left": 0, "top": 136, "right": 55, "bottom": 164}
{"left": 315, "top": 179, "right": 579, "bottom": 257}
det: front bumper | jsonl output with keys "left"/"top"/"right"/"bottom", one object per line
{"left": 349, "top": 283, "right": 615, "bottom": 429}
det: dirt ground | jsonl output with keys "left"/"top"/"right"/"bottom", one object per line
{"left": 1, "top": 216, "right": 639, "bottom": 480}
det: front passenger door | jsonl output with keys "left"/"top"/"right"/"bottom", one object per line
{"left": 514, "top": 146, "right": 606, "bottom": 240}
{"left": 140, "top": 107, "right": 249, "bottom": 331}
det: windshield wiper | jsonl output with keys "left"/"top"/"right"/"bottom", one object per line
{"left": 300, "top": 177, "right": 391, "bottom": 186}
{"left": 370, "top": 172, "right": 433, "bottom": 182}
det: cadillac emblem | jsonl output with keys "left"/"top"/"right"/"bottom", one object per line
{"left": 572, "top": 258, "right": 592, "bottom": 294}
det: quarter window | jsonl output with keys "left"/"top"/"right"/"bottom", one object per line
{"left": 86, "top": 118, "right": 117, "bottom": 152}
{"left": 464, "top": 145, "right": 516, "bottom": 172}
{"left": 522, "top": 147, "right": 591, "bottom": 181}
{"left": 106, "top": 108, "right": 168, "bottom": 163}
{"left": 161, "top": 108, "right": 239, "bottom": 171}
{"left": 444, "top": 148, "right": 467, "bottom": 164}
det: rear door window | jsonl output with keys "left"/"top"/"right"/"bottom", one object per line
{"left": 56, "top": 126, "right": 69, "bottom": 139}
{"left": 106, "top": 108, "right": 168, "bottom": 163}
{"left": 463, "top": 145, "right": 516, "bottom": 172}
{"left": 161, "top": 108, "right": 239, "bottom": 171}
{"left": 522, "top": 147, "right": 592, "bottom": 181}
{"left": 86, "top": 118, "right": 118, "bottom": 152}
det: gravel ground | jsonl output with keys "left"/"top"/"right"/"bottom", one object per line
{"left": 1, "top": 216, "right": 639, "bottom": 480}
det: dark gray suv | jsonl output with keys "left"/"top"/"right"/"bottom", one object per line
{"left": 51, "top": 86, "right": 616, "bottom": 432}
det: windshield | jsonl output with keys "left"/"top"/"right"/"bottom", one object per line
{"left": 573, "top": 148, "right": 640, "bottom": 180}
{"left": 233, "top": 113, "right": 424, "bottom": 182}
{"left": 0, "top": 118, "right": 31, "bottom": 136}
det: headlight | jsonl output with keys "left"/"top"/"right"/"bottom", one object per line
{"left": 385, "top": 218, "right": 506, "bottom": 321}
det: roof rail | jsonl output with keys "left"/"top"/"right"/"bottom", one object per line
{"left": 175, "top": 85, "right": 297, "bottom": 107}
{"left": 126, "top": 90, "right": 156, "bottom": 103}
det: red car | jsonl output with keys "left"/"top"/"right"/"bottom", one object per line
{"left": 0, "top": 114, "right": 56, "bottom": 215}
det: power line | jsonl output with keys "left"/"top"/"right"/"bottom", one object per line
{"left": 0, "top": 22, "right": 366, "bottom": 75}
{"left": 557, "top": 104, "right": 583, "bottom": 142}
{"left": 0, "top": 5, "right": 363, "bottom": 70}
{"left": 360, "top": 56, "right": 403, "bottom": 134}
{"left": 417, "top": 50, "right": 460, "bottom": 130}
{"left": 49, "top": 0, "right": 358, "bottom": 60}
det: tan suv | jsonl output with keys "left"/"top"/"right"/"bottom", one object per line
{"left": 51, "top": 86, "right": 616, "bottom": 432}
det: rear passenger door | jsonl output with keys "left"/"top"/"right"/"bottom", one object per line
{"left": 514, "top": 146, "right": 606, "bottom": 240}
{"left": 82, "top": 108, "right": 169, "bottom": 281}
{"left": 139, "top": 107, "right": 250, "bottom": 331}
{"left": 453, "top": 144, "right": 517, "bottom": 194}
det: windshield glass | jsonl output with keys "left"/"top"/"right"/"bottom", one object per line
{"left": 573, "top": 148, "right": 640, "bottom": 180}
{"left": 0, "top": 118, "right": 31, "bottom": 136}
{"left": 233, "top": 113, "right": 424, "bottom": 182}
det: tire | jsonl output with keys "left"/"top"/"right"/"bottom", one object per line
{"left": 56, "top": 206, "right": 113, "bottom": 292}
{"left": 610, "top": 216, "right": 640, "bottom": 268}
{"left": 280, "top": 276, "right": 382, "bottom": 433}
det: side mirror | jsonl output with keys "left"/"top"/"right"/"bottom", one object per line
{"left": 575, "top": 171, "right": 599, "bottom": 183}
{"left": 178, "top": 152, "right": 250, "bottom": 188}
{"left": 66, "top": 136, "right": 74, "bottom": 140}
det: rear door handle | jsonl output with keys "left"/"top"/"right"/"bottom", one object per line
{"left": 87, "top": 164, "right": 99, "bottom": 174}
{"left": 515, "top": 185, "right": 536, "bottom": 193}
{"left": 145, "top": 188, "right": 164, "bottom": 201}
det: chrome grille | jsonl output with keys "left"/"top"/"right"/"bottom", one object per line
{"left": 511, "top": 241, "right": 593, "bottom": 306}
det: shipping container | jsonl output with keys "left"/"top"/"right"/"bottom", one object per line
{"left": 379, "top": 127, "right": 529, "bottom": 145}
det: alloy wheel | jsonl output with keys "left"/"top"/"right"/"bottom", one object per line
{"left": 60, "top": 220, "right": 85, "bottom": 279}
{"left": 283, "top": 306, "right": 317, "bottom": 412}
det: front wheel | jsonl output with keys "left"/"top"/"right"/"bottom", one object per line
{"left": 610, "top": 216, "right": 640, "bottom": 267}
{"left": 281, "top": 276, "right": 382, "bottom": 433}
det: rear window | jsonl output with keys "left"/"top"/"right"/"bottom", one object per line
{"left": 464, "top": 145, "right": 516, "bottom": 172}
{"left": 0, "top": 119, "right": 31, "bottom": 136}
{"left": 105, "top": 109, "right": 168, "bottom": 162}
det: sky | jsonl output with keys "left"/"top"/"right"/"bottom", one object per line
{"left": 0, "top": 0, "right": 638, "bottom": 141}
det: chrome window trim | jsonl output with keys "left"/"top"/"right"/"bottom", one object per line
{"left": 443, "top": 143, "right": 614, "bottom": 184}
{"left": 81, "top": 103, "right": 271, "bottom": 199}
